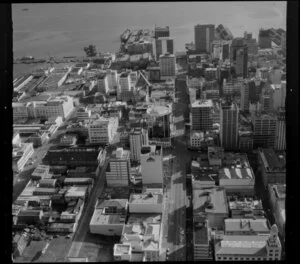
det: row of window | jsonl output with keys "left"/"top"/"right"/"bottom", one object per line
{"left": 218, "top": 256, "right": 268, "bottom": 261}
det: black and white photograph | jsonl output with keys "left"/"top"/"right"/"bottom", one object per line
{"left": 9, "top": 1, "right": 292, "bottom": 262}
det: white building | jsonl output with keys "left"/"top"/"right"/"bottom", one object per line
{"left": 97, "top": 73, "right": 109, "bottom": 94}
{"left": 224, "top": 218, "right": 270, "bottom": 236}
{"left": 268, "top": 184, "right": 285, "bottom": 238}
{"left": 106, "top": 69, "right": 119, "bottom": 94}
{"left": 89, "top": 199, "right": 128, "bottom": 236}
{"left": 106, "top": 148, "right": 131, "bottom": 187}
{"left": 12, "top": 143, "right": 34, "bottom": 173}
{"left": 214, "top": 225, "right": 282, "bottom": 261}
{"left": 119, "top": 72, "right": 131, "bottom": 92}
{"left": 88, "top": 117, "right": 119, "bottom": 145}
{"left": 129, "top": 127, "right": 149, "bottom": 161}
{"left": 128, "top": 190, "right": 163, "bottom": 214}
{"left": 271, "top": 81, "right": 286, "bottom": 110}
{"left": 140, "top": 145, "right": 163, "bottom": 187}
{"left": 159, "top": 53, "right": 176, "bottom": 79}
{"left": 13, "top": 74, "right": 33, "bottom": 92}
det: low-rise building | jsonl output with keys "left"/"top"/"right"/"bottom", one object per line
{"left": 60, "top": 134, "right": 78, "bottom": 146}
{"left": 77, "top": 107, "right": 91, "bottom": 121}
{"left": 193, "top": 187, "right": 229, "bottom": 229}
{"left": 224, "top": 218, "right": 270, "bottom": 235}
{"left": 89, "top": 199, "right": 128, "bottom": 236}
{"left": 228, "top": 196, "right": 265, "bottom": 219}
{"left": 218, "top": 167, "right": 255, "bottom": 195}
{"left": 106, "top": 148, "right": 131, "bottom": 187}
{"left": 214, "top": 225, "right": 282, "bottom": 261}
{"left": 31, "top": 165, "right": 51, "bottom": 180}
{"left": 129, "top": 190, "right": 163, "bottom": 214}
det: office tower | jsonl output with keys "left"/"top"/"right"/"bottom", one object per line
{"left": 240, "top": 81, "right": 249, "bottom": 111}
{"left": 191, "top": 99, "right": 213, "bottom": 132}
{"left": 159, "top": 53, "right": 176, "bottom": 79}
{"left": 155, "top": 37, "right": 174, "bottom": 60}
{"left": 140, "top": 145, "right": 163, "bottom": 187}
{"left": 253, "top": 113, "right": 277, "bottom": 148}
{"left": 260, "top": 85, "right": 273, "bottom": 112}
{"left": 230, "top": 38, "right": 248, "bottom": 78}
{"left": 259, "top": 29, "right": 272, "bottom": 49}
{"left": 119, "top": 72, "right": 131, "bottom": 92}
{"left": 129, "top": 127, "right": 149, "bottom": 161}
{"left": 220, "top": 102, "right": 239, "bottom": 150}
{"left": 268, "top": 67, "right": 282, "bottom": 85}
{"left": 194, "top": 24, "right": 215, "bottom": 53}
{"left": 275, "top": 110, "right": 286, "bottom": 151}
{"left": 154, "top": 26, "right": 170, "bottom": 38}
{"left": 243, "top": 31, "right": 258, "bottom": 55}
{"left": 106, "top": 148, "right": 131, "bottom": 187}
{"left": 221, "top": 42, "right": 230, "bottom": 61}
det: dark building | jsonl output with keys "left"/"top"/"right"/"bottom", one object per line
{"left": 258, "top": 29, "right": 272, "bottom": 49}
{"left": 43, "top": 146, "right": 105, "bottom": 167}
{"left": 230, "top": 38, "right": 248, "bottom": 78}
{"left": 216, "top": 24, "right": 233, "bottom": 40}
{"left": 222, "top": 43, "right": 230, "bottom": 61}
{"left": 194, "top": 24, "right": 215, "bottom": 53}
{"left": 220, "top": 102, "right": 239, "bottom": 150}
{"left": 154, "top": 26, "right": 170, "bottom": 38}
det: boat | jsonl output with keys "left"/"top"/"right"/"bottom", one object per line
{"left": 22, "top": 8, "right": 29, "bottom": 11}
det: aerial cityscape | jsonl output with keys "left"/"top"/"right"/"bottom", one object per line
{"left": 12, "top": 2, "right": 286, "bottom": 262}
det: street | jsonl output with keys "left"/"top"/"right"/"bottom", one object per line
{"left": 66, "top": 150, "right": 111, "bottom": 261}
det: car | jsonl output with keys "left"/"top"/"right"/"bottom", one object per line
{"left": 65, "top": 234, "right": 72, "bottom": 239}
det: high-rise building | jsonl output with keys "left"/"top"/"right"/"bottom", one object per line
{"left": 240, "top": 81, "right": 249, "bottom": 111}
{"left": 194, "top": 24, "right": 215, "bottom": 53}
{"left": 154, "top": 26, "right": 170, "bottom": 38}
{"left": 88, "top": 117, "right": 119, "bottom": 145}
{"left": 119, "top": 72, "right": 131, "bottom": 92}
{"left": 191, "top": 99, "right": 213, "bottom": 132}
{"left": 106, "top": 148, "right": 131, "bottom": 187}
{"left": 243, "top": 31, "right": 258, "bottom": 55}
{"left": 220, "top": 102, "right": 239, "bottom": 150}
{"left": 260, "top": 86, "right": 273, "bottom": 112}
{"left": 159, "top": 53, "right": 176, "bottom": 79}
{"left": 155, "top": 37, "right": 174, "bottom": 60}
{"left": 268, "top": 67, "right": 282, "bottom": 85}
{"left": 140, "top": 145, "right": 163, "bottom": 187}
{"left": 252, "top": 113, "right": 277, "bottom": 149}
{"left": 258, "top": 29, "right": 272, "bottom": 49}
{"left": 275, "top": 110, "right": 286, "bottom": 151}
{"left": 230, "top": 38, "right": 248, "bottom": 78}
{"left": 129, "top": 127, "right": 149, "bottom": 161}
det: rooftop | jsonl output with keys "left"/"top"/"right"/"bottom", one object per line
{"left": 90, "top": 210, "right": 125, "bottom": 225}
{"left": 129, "top": 192, "right": 163, "bottom": 205}
{"left": 215, "top": 235, "right": 269, "bottom": 256}
{"left": 219, "top": 168, "right": 254, "bottom": 180}
{"left": 194, "top": 221, "right": 209, "bottom": 245}
{"left": 127, "top": 213, "right": 161, "bottom": 225}
{"left": 259, "top": 149, "right": 286, "bottom": 171}
{"left": 269, "top": 184, "right": 286, "bottom": 200}
{"left": 193, "top": 187, "right": 228, "bottom": 215}
{"left": 114, "top": 244, "right": 131, "bottom": 255}
{"left": 229, "top": 198, "right": 263, "bottom": 211}
{"left": 225, "top": 219, "right": 269, "bottom": 233}
{"left": 192, "top": 99, "right": 213, "bottom": 108}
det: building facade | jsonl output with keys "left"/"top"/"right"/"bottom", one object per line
{"left": 194, "top": 24, "right": 215, "bottom": 53}
{"left": 191, "top": 100, "right": 213, "bottom": 132}
{"left": 230, "top": 38, "right": 248, "bottom": 78}
{"left": 220, "top": 102, "right": 239, "bottom": 150}
{"left": 129, "top": 127, "right": 149, "bottom": 161}
{"left": 159, "top": 53, "right": 176, "bottom": 79}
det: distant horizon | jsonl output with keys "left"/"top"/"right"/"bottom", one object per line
{"left": 12, "top": 2, "right": 286, "bottom": 58}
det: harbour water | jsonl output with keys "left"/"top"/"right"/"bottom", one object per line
{"left": 12, "top": 2, "right": 286, "bottom": 59}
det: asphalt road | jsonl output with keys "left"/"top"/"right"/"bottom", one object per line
{"left": 66, "top": 151, "right": 110, "bottom": 260}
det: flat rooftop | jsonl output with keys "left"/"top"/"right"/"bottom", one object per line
{"left": 90, "top": 210, "right": 124, "bottom": 225}
{"left": 129, "top": 192, "right": 163, "bottom": 205}
{"left": 225, "top": 219, "right": 269, "bottom": 233}
{"left": 219, "top": 168, "right": 254, "bottom": 180}
{"left": 229, "top": 198, "right": 263, "bottom": 211}
{"left": 127, "top": 213, "right": 161, "bottom": 225}
{"left": 114, "top": 244, "right": 131, "bottom": 255}
{"left": 259, "top": 148, "right": 286, "bottom": 171}
{"left": 192, "top": 99, "right": 213, "bottom": 108}
{"left": 193, "top": 187, "right": 228, "bottom": 214}
{"left": 215, "top": 235, "right": 269, "bottom": 256}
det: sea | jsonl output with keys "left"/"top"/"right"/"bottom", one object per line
{"left": 12, "top": 2, "right": 286, "bottom": 77}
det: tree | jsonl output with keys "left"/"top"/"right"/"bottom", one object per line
{"left": 84, "top": 45, "right": 97, "bottom": 57}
